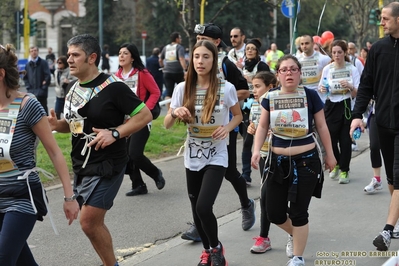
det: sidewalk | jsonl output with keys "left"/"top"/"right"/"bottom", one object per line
{"left": 120, "top": 134, "right": 396, "bottom": 265}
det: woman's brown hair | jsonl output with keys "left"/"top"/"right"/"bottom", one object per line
{"left": 0, "top": 44, "right": 20, "bottom": 98}
{"left": 181, "top": 40, "right": 220, "bottom": 124}
{"left": 331, "top": 40, "right": 350, "bottom": 63}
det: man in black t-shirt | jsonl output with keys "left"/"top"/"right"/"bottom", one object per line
{"left": 48, "top": 34, "right": 152, "bottom": 266}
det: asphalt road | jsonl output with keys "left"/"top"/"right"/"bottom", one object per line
{"left": 24, "top": 85, "right": 248, "bottom": 265}
{"left": 29, "top": 139, "right": 263, "bottom": 266}
{"left": 24, "top": 84, "right": 383, "bottom": 266}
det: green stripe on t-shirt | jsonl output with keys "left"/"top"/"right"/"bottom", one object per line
{"left": 129, "top": 102, "right": 146, "bottom": 117}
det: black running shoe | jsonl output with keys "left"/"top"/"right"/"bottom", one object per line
{"left": 125, "top": 184, "right": 148, "bottom": 196}
{"left": 155, "top": 169, "right": 165, "bottom": 190}
{"left": 210, "top": 242, "right": 227, "bottom": 266}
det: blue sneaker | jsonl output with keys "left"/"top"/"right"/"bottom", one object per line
{"left": 181, "top": 222, "right": 202, "bottom": 242}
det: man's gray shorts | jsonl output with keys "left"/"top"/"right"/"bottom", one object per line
{"left": 74, "top": 166, "right": 125, "bottom": 210}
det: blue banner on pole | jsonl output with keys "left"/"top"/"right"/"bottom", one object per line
{"left": 17, "top": 58, "right": 28, "bottom": 77}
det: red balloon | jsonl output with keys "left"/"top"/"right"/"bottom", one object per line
{"left": 313, "top": 36, "right": 322, "bottom": 44}
{"left": 321, "top": 31, "right": 334, "bottom": 44}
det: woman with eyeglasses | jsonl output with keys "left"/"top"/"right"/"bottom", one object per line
{"left": 318, "top": 40, "right": 360, "bottom": 185}
{"left": 240, "top": 38, "right": 270, "bottom": 186}
{"left": 54, "top": 56, "right": 74, "bottom": 119}
{"left": 251, "top": 55, "right": 336, "bottom": 266}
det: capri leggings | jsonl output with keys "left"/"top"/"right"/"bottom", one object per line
{"left": 265, "top": 148, "right": 321, "bottom": 227}
{"left": 0, "top": 211, "right": 38, "bottom": 265}
{"left": 259, "top": 156, "right": 271, "bottom": 237}
{"left": 368, "top": 114, "right": 382, "bottom": 169}
{"left": 186, "top": 165, "right": 226, "bottom": 249}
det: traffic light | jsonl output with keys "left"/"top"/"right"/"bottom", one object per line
{"left": 375, "top": 9, "right": 381, "bottom": 26}
{"left": 29, "top": 17, "right": 37, "bottom": 36}
{"left": 14, "top": 9, "right": 24, "bottom": 35}
{"left": 369, "top": 9, "right": 377, "bottom": 25}
{"left": 369, "top": 9, "right": 381, "bottom": 26}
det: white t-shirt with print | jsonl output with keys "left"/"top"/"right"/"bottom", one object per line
{"left": 170, "top": 81, "right": 238, "bottom": 171}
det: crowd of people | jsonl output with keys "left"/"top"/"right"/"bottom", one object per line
{"left": 1, "top": 2, "right": 399, "bottom": 266}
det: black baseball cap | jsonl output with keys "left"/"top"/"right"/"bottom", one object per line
{"left": 194, "top": 23, "right": 227, "bottom": 48}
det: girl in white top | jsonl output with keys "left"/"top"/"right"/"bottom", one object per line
{"left": 164, "top": 40, "right": 242, "bottom": 266}
{"left": 319, "top": 40, "right": 360, "bottom": 184}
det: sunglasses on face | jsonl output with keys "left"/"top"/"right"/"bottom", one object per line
{"left": 230, "top": 35, "right": 240, "bottom": 38}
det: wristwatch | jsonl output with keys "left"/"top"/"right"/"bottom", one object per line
{"left": 111, "top": 129, "right": 120, "bottom": 140}
{"left": 64, "top": 194, "right": 76, "bottom": 202}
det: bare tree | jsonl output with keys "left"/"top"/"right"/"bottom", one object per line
{"left": 333, "top": 0, "right": 380, "bottom": 47}
{"left": 178, "top": 0, "right": 241, "bottom": 50}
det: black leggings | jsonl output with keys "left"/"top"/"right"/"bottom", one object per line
{"left": 259, "top": 157, "right": 271, "bottom": 237}
{"left": 0, "top": 212, "right": 38, "bottom": 265}
{"left": 240, "top": 112, "right": 253, "bottom": 153}
{"left": 377, "top": 126, "right": 399, "bottom": 187}
{"left": 163, "top": 72, "right": 184, "bottom": 97}
{"left": 126, "top": 125, "right": 159, "bottom": 188}
{"left": 225, "top": 130, "right": 250, "bottom": 208}
{"left": 186, "top": 165, "right": 226, "bottom": 249}
{"left": 324, "top": 99, "right": 352, "bottom": 172}
{"left": 368, "top": 114, "right": 382, "bottom": 168}
{"left": 266, "top": 149, "right": 321, "bottom": 227}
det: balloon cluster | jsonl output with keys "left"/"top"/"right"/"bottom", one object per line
{"left": 312, "top": 31, "right": 334, "bottom": 45}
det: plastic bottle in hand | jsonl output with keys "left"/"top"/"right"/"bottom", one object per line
{"left": 322, "top": 77, "right": 330, "bottom": 97}
{"left": 353, "top": 127, "right": 361, "bottom": 140}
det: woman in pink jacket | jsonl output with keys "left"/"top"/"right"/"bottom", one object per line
{"left": 115, "top": 43, "right": 165, "bottom": 196}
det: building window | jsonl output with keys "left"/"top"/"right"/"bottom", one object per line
{"left": 37, "top": 21, "right": 46, "bottom": 48}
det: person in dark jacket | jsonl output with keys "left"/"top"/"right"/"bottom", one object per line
{"left": 23, "top": 46, "right": 51, "bottom": 114}
{"left": 101, "top": 44, "right": 110, "bottom": 73}
{"left": 240, "top": 38, "right": 271, "bottom": 186}
{"left": 350, "top": 2, "right": 399, "bottom": 252}
{"left": 146, "top": 47, "right": 164, "bottom": 98}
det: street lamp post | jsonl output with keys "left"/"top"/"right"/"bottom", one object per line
{"left": 99, "top": 0, "right": 103, "bottom": 49}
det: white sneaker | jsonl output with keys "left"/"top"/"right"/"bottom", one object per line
{"left": 286, "top": 256, "right": 305, "bottom": 266}
{"left": 364, "top": 177, "right": 382, "bottom": 193}
{"left": 352, "top": 143, "right": 358, "bottom": 151}
{"left": 393, "top": 220, "right": 399, "bottom": 239}
{"left": 329, "top": 165, "right": 339, "bottom": 179}
{"left": 286, "top": 235, "right": 293, "bottom": 258}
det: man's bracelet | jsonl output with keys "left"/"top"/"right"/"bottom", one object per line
{"left": 64, "top": 194, "right": 76, "bottom": 202}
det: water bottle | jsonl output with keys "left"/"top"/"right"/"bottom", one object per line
{"left": 322, "top": 77, "right": 330, "bottom": 97}
{"left": 353, "top": 127, "right": 361, "bottom": 140}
